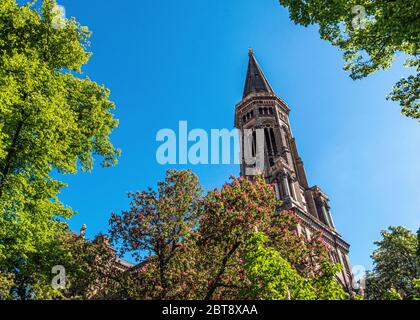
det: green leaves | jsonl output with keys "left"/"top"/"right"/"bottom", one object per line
{"left": 109, "top": 170, "right": 347, "bottom": 300}
{"left": 0, "top": 272, "right": 14, "bottom": 299}
{"left": 388, "top": 73, "right": 419, "bottom": 120}
{"left": 244, "top": 232, "right": 348, "bottom": 300}
{"left": 110, "top": 170, "right": 203, "bottom": 299}
{"left": 244, "top": 232, "right": 315, "bottom": 300}
{"left": 365, "top": 226, "right": 419, "bottom": 300}
{"left": 279, "top": 0, "right": 420, "bottom": 122}
{"left": 383, "top": 288, "right": 403, "bottom": 300}
{"left": 0, "top": 0, "right": 119, "bottom": 298}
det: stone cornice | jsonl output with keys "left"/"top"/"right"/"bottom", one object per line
{"left": 235, "top": 93, "right": 290, "bottom": 128}
{"left": 293, "top": 207, "right": 350, "bottom": 252}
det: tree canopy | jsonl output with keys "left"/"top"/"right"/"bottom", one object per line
{"left": 0, "top": 0, "right": 119, "bottom": 298}
{"left": 109, "top": 170, "right": 348, "bottom": 300}
{"left": 244, "top": 232, "right": 348, "bottom": 300}
{"left": 365, "top": 226, "right": 419, "bottom": 300}
{"left": 278, "top": 0, "right": 420, "bottom": 122}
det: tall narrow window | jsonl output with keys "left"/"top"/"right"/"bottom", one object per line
{"left": 315, "top": 199, "right": 328, "bottom": 225}
{"left": 269, "top": 128, "right": 278, "bottom": 155}
{"left": 277, "top": 180, "right": 283, "bottom": 200}
{"left": 251, "top": 131, "right": 256, "bottom": 158}
{"left": 283, "top": 176, "right": 290, "bottom": 197}
{"left": 274, "top": 182, "right": 280, "bottom": 199}
{"left": 264, "top": 128, "right": 273, "bottom": 155}
{"left": 288, "top": 177, "right": 296, "bottom": 200}
{"left": 321, "top": 205, "right": 334, "bottom": 228}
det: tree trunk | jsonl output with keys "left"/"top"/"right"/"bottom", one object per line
{"left": 0, "top": 120, "right": 25, "bottom": 199}
{"left": 204, "top": 242, "right": 241, "bottom": 300}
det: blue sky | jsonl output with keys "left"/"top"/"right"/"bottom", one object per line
{"left": 47, "top": 0, "right": 419, "bottom": 270}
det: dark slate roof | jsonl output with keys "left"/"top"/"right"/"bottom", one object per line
{"left": 243, "top": 49, "right": 274, "bottom": 98}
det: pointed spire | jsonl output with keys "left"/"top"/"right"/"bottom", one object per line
{"left": 243, "top": 49, "right": 274, "bottom": 98}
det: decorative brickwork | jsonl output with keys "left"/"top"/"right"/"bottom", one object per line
{"left": 235, "top": 49, "right": 354, "bottom": 291}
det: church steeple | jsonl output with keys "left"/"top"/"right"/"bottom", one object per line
{"left": 243, "top": 48, "right": 274, "bottom": 98}
{"left": 235, "top": 50, "right": 354, "bottom": 292}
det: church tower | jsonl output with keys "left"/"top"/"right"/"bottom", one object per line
{"left": 235, "top": 49, "right": 353, "bottom": 291}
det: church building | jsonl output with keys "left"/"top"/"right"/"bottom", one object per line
{"left": 235, "top": 49, "right": 353, "bottom": 291}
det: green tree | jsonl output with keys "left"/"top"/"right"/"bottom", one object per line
{"left": 278, "top": 0, "right": 420, "bottom": 121}
{"left": 365, "top": 226, "right": 419, "bottom": 300}
{"left": 109, "top": 170, "right": 203, "bottom": 300}
{"left": 383, "top": 288, "right": 403, "bottom": 300}
{"left": 57, "top": 232, "right": 134, "bottom": 300}
{"left": 0, "top": 272, "right": 14, "bottom": 299}
{"left": 6, "top": 230, "right": 134, "bottom": 300}
{"left": 196, "top": 175, "right": 281, "bottom": 300}
{"left": 244, "top": 232, "right": 316, "bottom": 300}
{"left": 412, "top": 279, "right": 420, "bottom": 300}
{"left": 110, "top": 170, "right": 347, "bottom": 300}
{"left": 311, "top": 261, "right": 349, "bottom": 300}
{"left": 0, "top": 0, "right": 119, "bottom": 298}
{"left": 244, "top": 232, "right": 348, "bottom": 300}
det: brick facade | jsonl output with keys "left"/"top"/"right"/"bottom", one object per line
{"left": 235, "top": 49, "right": 354, "bottom": 291}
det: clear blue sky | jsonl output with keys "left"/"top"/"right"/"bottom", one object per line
{"left": 49, "top": 0, "right": 418, "bottom": 271}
